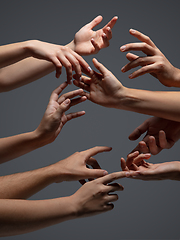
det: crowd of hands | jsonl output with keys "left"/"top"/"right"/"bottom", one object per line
{"left": 1, "top": 15, "right": 180, "bottom": 236}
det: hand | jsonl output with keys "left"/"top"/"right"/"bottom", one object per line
{"left": 35, "top": 82, "right": 86, "bottom": 145}
{"left": 71, "top": 171, "right": 126, "bottom": 217}
{"left": 129, "top": 116, "right": 180, "bottom": 155}
{"left": 73, "top": 58, "right": 124, "bottom": 108}
{"left": 120, "top": 29, "right": 180, "bottom": 87}
{"left": 121, "top": 151, "right": 180, "bottom": 181}
{"left": 27, "top": 40, "right": 90, "bottom": 81}
{"left": 52, "top": 146, "right": 112, "bottom": 183}
{"left": 68, "top": 16, "right": 118, "bottom": 56}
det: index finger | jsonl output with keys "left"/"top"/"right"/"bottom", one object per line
{"left": 129, "top": 29, "right": 156, "bottom": 48}
{"left": 82, "top": 146, "right": 112, "bottom": 159}
{"left": 99, "top": 171, "right": 127, "bottom": 185}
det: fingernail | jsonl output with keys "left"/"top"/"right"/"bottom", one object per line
{"left": 88, "top": 66, "right": 92, "bottom": 72}
{"left": 120, "top": 45, "right": 126, "bottom": 51}
{"left": 121, "top": 66, "right": 125, "bottom": 72}
{"left": 129, "top": 74, "right": 133, "bottom": 79}
{"left": 125, "top": 172, "right": 130, "bottom": 177}
{"left": 64, "top": 99, "right": 70, "bottom": 105}
{"left": 69, "top": 80, "right": 72, "bottom": 85}
{"left": 103, "top": 171, "right": 108, "bottom": 176}
{"left": 130, "top": 29, "right": 136, "bottom": 34}
{"left": 145, "top": 153, "right": 151, "bottom": 157}
{"left": 79, "top": 77, "right": 82, "bottom": 81}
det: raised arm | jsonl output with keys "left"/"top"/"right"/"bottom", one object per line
{"left": 67, "top": 15, "right": 118, "bottom": 56}
{"left": 0, "top": 16, "right": 117, "bottom": 92}
{"left": 120, "top": 29, "right": 180, "bottom": 87}
{"left": 0, "top": 83, "right": 86, "bottom": 163}
{"left": 0, "top": 171, "right": 125, "bottom": 237}
{"left": 73, "top": 58, "right": 180, "bottom": 122}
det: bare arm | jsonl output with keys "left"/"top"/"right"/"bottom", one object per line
{"left": 0, "top": 171, "right": 125, "bottom": 237}
{"left": 0, "top": 146, "right": 111, "bottom": 199}
{"left": 74, "top": 58, "right": 180, "bottom": 122}
{"left": 0, "top": 83, "right": 86, "bottom": 164}
{"left": 0, "top": 16, "right": 117, "bottom": 92}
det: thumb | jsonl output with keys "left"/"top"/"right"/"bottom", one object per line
{"left": 88, "top": 15, "right": 103, "bottom": 29}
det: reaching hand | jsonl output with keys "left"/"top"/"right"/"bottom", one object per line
{"left": 73, "top": 58, "right": 123, "bottom": 108}
{"left": 27, "top": 40, "right": 90, "bottom": 81}
{"left": 128, "top": 116, "right": 180, "bottom": 155}
{"left": 71, "top": 171, "right": 126, "bottom": 217}
{"left": 53, "top": 146, "right": 112, "bottom": 183}
{"left": 120, "top": 29, "right": 180, "bottom": 87}
{"left": 35, "top": 82, "right": 86, "bottom": 145}
{"left": 69, "top": 16, "right": 118, "bottom": 56}
{"left": 121, "top": 151, "right": 180, "bottom": 181}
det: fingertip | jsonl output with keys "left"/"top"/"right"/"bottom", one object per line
{"left": 129, "top": 28, "right": 136, "bottom": 34}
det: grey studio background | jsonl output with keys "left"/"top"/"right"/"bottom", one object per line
{"left": 0, "top": 0, "right": 179, "bottom": 239}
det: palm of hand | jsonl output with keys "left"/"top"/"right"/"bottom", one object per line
{"left": 88, "top": 72, "right": 122, "bottom": 108}
{"left": 74, "top": 28, "right": 105, "bottom": 55}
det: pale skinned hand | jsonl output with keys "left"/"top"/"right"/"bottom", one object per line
{"left": 71, "top": 171, "right": 126, "bottom": 217}
{"left": 53, "top": 146, "right": 112, "bottom": 183}
{"left": 69, "top": 16, "right": 118, "bottom": 56}
{"left": 121, "top": 151, "right": 180, "bottom": 181}
{"left": 27, "top": 40, "right": 90, "bottom": 81}
{"left": 120, "top": 29, "right": 180, "bottom": 87}
{"left": 129, "top": 116, "right": 180, "bottom": 155}
{"left": 35, "top": 82, "right": 86, "bottom": 145}
{"left": 73, "top": 58, "right": 123, "bottom": 108}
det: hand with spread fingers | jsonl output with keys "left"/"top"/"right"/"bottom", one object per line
{"left": 67, "top": 15, "right": 118, "bottom": 56}
{"left": 53, "top": 146, "right": 112, "bottom": 183}
{"left": 120, "top": 29, "right": 180, "bottom": 87}
{"left": 73, "top": 58, "right": 123, "bottom": 108}
{"left": 121, "top": 151, "right": 180, "bottom": 181}
{"left": 35, "top": 82, "right": 87, "bottom": 145}
{"left": 128, "top": 116, "right": 180, "bottom": 155}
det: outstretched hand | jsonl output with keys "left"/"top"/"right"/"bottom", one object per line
{"left": 53, "top": 146, "right": 112, "bottom": 183}
{"left": 35, "top": 82, "right": 86, "bottom": 145}
{"left": 121, "top": 151, "right": 180, "bottom": 181}
{"left": 128, "top": 116, "right": 180, "bottom": 155}
{"left": 73, "top": 58, "right": 123, "bottom": 108}
{"left": 68, "top": 16, "right": 118, "bottom": 56}
{"left": 120, "top": 29, "right": 180, "bottom": 87}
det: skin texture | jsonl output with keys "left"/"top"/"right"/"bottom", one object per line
{"left": 73, "top": 58, "right": 180, "bottom": 122}
{"left": 0, "top": 171, "right": 126, "bottom": 237}
{"left": 0, "top": 83, "right": 86, "bottom": 163}
{"left": 128, "top": 117, "right": 180, "bottom": 155}
{"left": 0, "top": 15, "right": 118, "bottom": 91}
{"left": 120, "top": 29, "right": 180, "bottom": 87}
{"left": 121, "top": 151, "right": 180, "bottom": 181}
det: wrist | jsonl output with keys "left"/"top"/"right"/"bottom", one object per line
{"left": 170, "top": 161, "right": 180, "bottom": 180}
{"left": 66, "top": 40, "right": 75, "bottom": 52}
{"left": 23, "top": 40, "right": 40, "bottom": 58}
{"left": 171, "top": 67, "right": 180, "bottom": 87}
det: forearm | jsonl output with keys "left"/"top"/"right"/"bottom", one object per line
{"left": 0, "top": 197, "right": 76, "bottom": 237}
{"left": 0, "top": 57, "right": 55, "bottom": 92}
{"left": 0, "top": 165, "right": 57, "bottom": 199}
{"left": 117, "top": 87, "right": 180, "bottom": 122}
{"left": 0, "top": 131, "right": 46, "bottom": 163}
